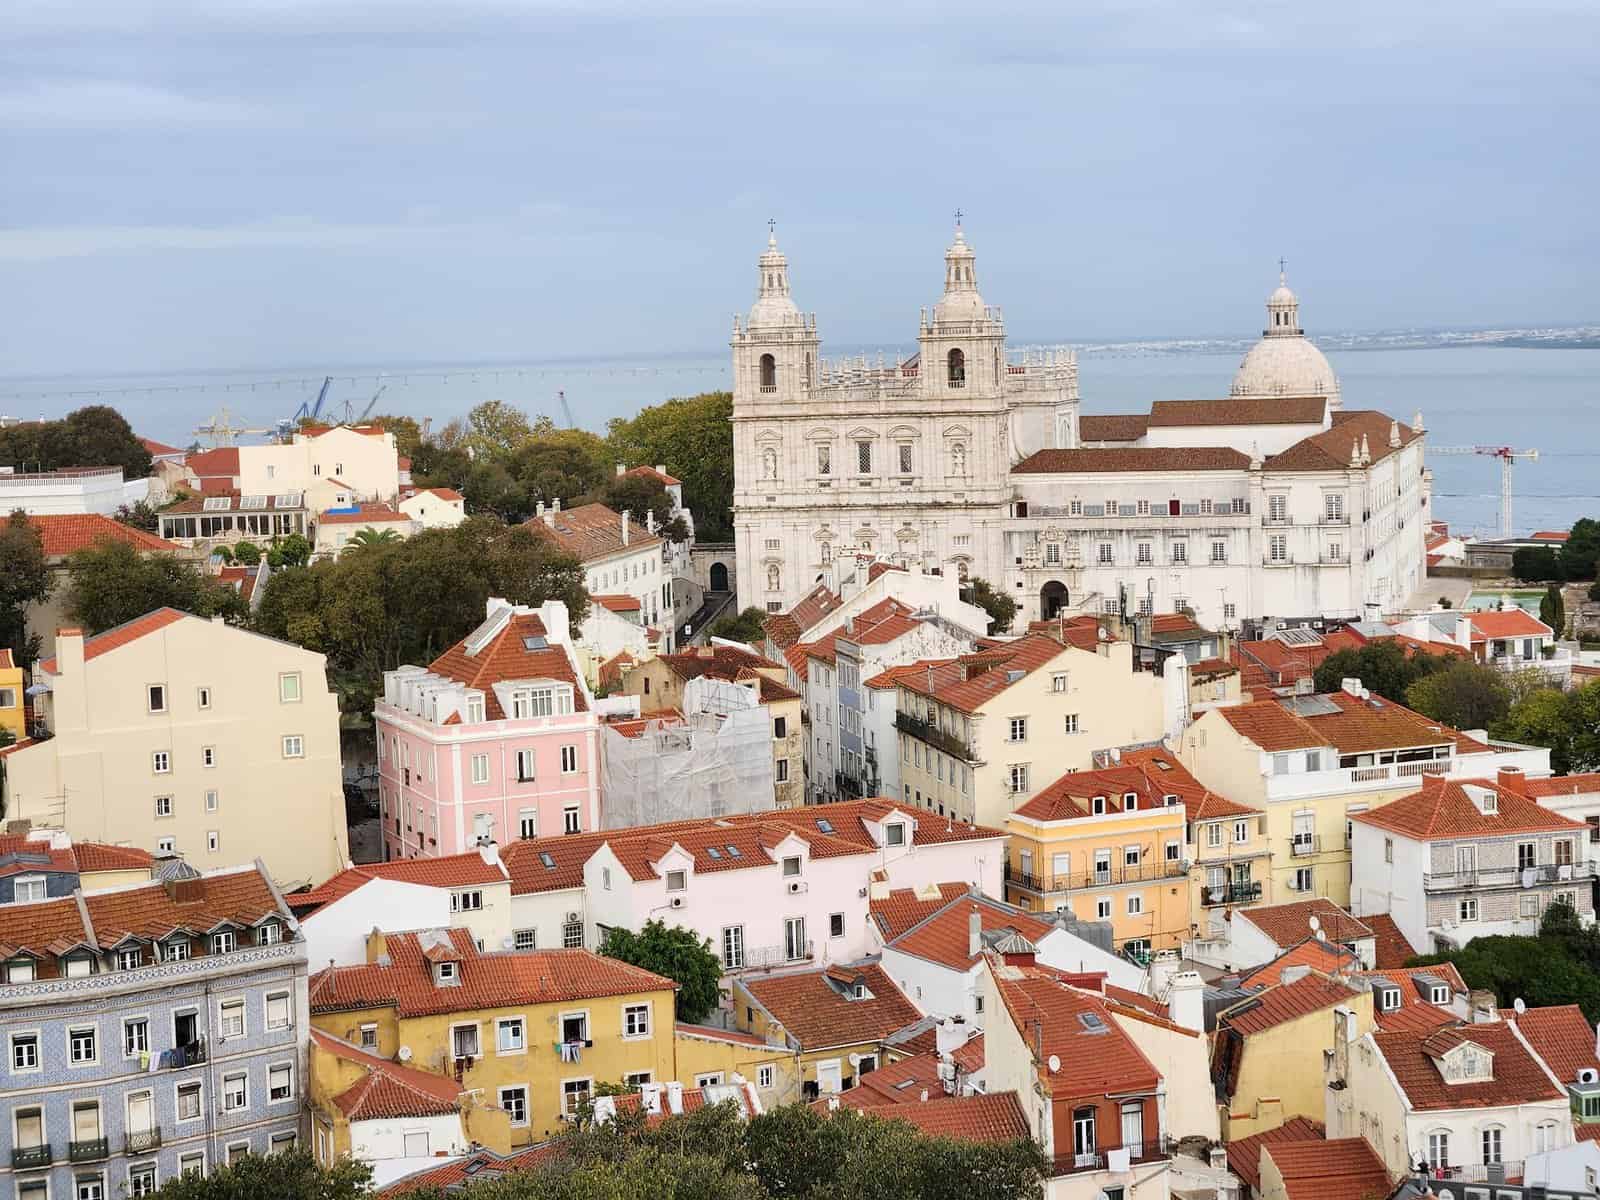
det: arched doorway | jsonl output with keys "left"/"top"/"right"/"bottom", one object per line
{"left": 709, "top": 562, "right": 729, "bottom": 592}
{"left": 1040, "top": 581, "right": 1069, "bottom": 620}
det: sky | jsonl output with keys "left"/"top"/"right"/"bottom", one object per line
{"left": 2, "top": 0, "right": 1597, "bottom": 376}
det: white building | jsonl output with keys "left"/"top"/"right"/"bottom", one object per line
{"left": 236, "top": 423, "right": 403, "bottom": 511}
{"left": 398, "top": 486, "right": 467, "bottom": 530}
{"left": 527, "top": 501, "right": 674, "bottom": 648}
{"left": 729, "top": 230, "right": 1429, "bottom": 630}
{"left": 0, "top": 465, "right": 149, "bottom": 515}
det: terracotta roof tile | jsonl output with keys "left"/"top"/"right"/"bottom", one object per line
{"left": 658, "top": 644, "right": 800, "bottom": 702}
{"left": 1078, "top": 414, "right": 1150, "bottom": 442}
{"left": 1149, "top": 396, "right": 1327, "bottom": 427}
{"left": 1372, "top": 1020, "right": 1562, "bottom": 1110}
{"left": 1267, "top": 1137, "right": 1391, "bottom": 1200}
{"left": 1365, "top": 913, "right": 1423, "bottom": 969}
{"left": 593, "top": 593, "right": 642, "bottom": 613}
{"left": 1240, "top": 899, "right": 1372, "bottom": 950}
{"left": 309, "top": 930, "right": 674, "bottom": 1018}
{"left": 426, "top": 610, "right": 587, "bottom": 721}
{"left": 621, "top": 464, "right": 680, "bottom": 487}
{"left": 893, "top": 634, "right": 1066, "bottom": 714}
{"left": 1517, "top": 773, "right": 1600, "bottom": 799}
{"left": 381, "top": 1142, "right": 564, "bottom": 1195}
{"left": 1014, "top": 762, "right": 1193, "bottom": 823}
{"left": 1113, "top": 746, "right": 1257, "bottom": 822}
{"left": 1266, "top": 410, "right": 1419, "bottom": 472}
{"left": 991, "top": 961, "right": 1161, "bottom": 1098}
{"left": 36, "top": 607, "right": 189, "bottom": 674}
{"left": 1241, "top": 937, "right": 1359, "bottom": 988}
{"left": 840, "top": 1091, "right": 1032, "bottom": 1144}
{"left": 762, "top": 584, "right": 844, "bottom": 650}
{"left": 1514, "top": 1004, "right": 1600, "bottom": 1085}
{"left": 889, "top": 896, "right": 1056, "bottom": 972}
{"left": 70, "top": 842, "right": 154, "bottom": 873}
{"left": 185, "top": 447, "right": 240, "bottom": 478}
{"left": 1470, "top": 609, "right": 1553, "bottom": 640}
{"left": 674, "top": 1022, "right": 775, "bottom": 1048}
{"left": 319, "top": 502, "right": 411, "bottom": 525}
{"left": 1218, "top": 690, "right": 1472, "bottom": 756}
{"left": 164, "top": 490, "right": 307, "bottom": 515}
{"left": 84, "top": 864, "right": 288, "bottom": 945}
{"left": 0, "top": 895, "right": 93, "bottom": 960}
{"left": 294, "top": 851, "right": 508, "bottom": 910}
{"left": 742, "top": 962, "right": 921, "bottom": 1050}
{"left": 524, "top": 502, "right": 661, "bottom": 562}
{"left": 1355, "top": 775, "right": 1586, "bottom": 841}
{"left": 823, "top": 1049, "right": 946, "bottom": 1108}
{"left": 1225, "top": 1117, "right": 1326, "bottom": 1191}
{"left": 1012, "top": 446, "right": 1250, "bottom": 474}
{"left": 1219, "top": 972, "right": 1361, "bottom": 1037}
{"left": 952, "top": 1032, "right": 985, "bottom": 1074}
{"left": 27, "top": 514, "right": 178, "bottom": 558}
{"left": 312, "top": 1029, "right": 465, "bottom": 1120}
{"left": 869, "top": 882, "right": 971, "bottom": 940}
{"left": 140, "top": 437, "right": 184, "bottom": 457}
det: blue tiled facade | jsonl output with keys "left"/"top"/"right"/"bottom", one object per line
{"left": 0, "top": 933, "right": 309, "bottom": 1198}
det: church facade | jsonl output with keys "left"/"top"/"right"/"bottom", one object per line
{"left": 730, "top": 230, "right": 1428, "bottom": 630}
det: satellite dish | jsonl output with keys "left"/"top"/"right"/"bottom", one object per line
{"left": 1308, "top": 915, "right": 1322, "bottom": 935}
{"left": 398, "top": 1045, "right": 413, "bottom": 1061}
{"left": 501, "top": 935, "right": 516, "bottom": 950}
{"left": 1047, "top": 1054, "right": 1061, "bottom": 1074}
{"left": 1514, "top": 998, "right": 1526, "bottom": 1015}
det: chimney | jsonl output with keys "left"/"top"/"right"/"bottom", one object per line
{"left": 1341, "top": 676, "right": 1364, "bottom": 698}
{"left": 54, "top": 627, "right": 85, "bottom": 678}
{"left": 366, "top": 928, "right": 389, "bottom": 962}
{"left": 621, "top": 510, "right": 631, "bottom": 545}
{"left": 968, "top": 909, "right": 982, "bottom": 959}
{"left": 616, "top": 462, "right": 626, "bottom": 477}
{"left": 655, "top": 463, "right": 667, "bottom": 477}
{"left": 164, "top": 877, "right": 204, "bottom": 904}
{"left": 1281, "top": 964, "right": 1312, "bottom": 986}
{"left": 1498, "top": 766, "right": 1525, "bottom": 792}
{"left": 478, "top": 840, "right": 499, "bottom": 866}
{"left": 536, "top": 500, "right": 546, "bottom": 519}
{"left": 1167, "top": 971, "right": 1205, "bottom": 1032}
{"left": 646, "top": 509, "right": 657, "bottom": 535}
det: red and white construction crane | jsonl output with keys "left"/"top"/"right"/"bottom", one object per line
{"left": 1430, "top": 445, "right": 1539, "bottom": 537}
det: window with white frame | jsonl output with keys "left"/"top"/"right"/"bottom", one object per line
{"left": 471, "top": 753, "right": 489, "bottom": 784}
{"left": 279, "top": 673, "right": 301, "bottom": 703}
{"left": 152, "top": 750, "right": 170, "bottom": 774}
{"left": 561, "top": 745, "right": 578, "bottom": 773}
{"left": 1063, "top": 713, "right": 1079, "bottom": 734}
{"left": 222, "top": 1072, "right": 247, "bottom": 1111}
{"left": 722, "top": 925, "right": 745, "bottom": 969}
{"left": 1127, "top": 894, "right": 1143, "bottom": 915}
{"left": 219, "top": 999, "right": 245, "bottom": 1039}
{"left": 177, "top": 1082, "right": 202, "bottom": 1121}
{"left": 1459, "top": 897, "right": 1479, "bottom": 922}
{"left": 497, "top": 1017, "right": 525, "bottom": 1053}
{"left": 70, "top": 1025, "right": 98, "bottom": 1064}
{"left": 1008, "top": 717, "right": 1027, "bottom": 742}
{"left": 268, "top": 1062, "right": 294, "bottom": 1102}
{"left": 281, "top": 735, "right": 304, "bottom": 758}
{"left": 265, "top": 991, "right": 291, "bottom": 1030}
{"left": 623, "top": 1004, "right": 650, "bottom": 1038}
{"left": 501, "top": 1086, "right": 529, "bottom": 1126}
{"left": 1009, "top": 764, "right": 1029, "bottom": 793}
{"left": 148, "top": 684, "right": 167, "bottom": 713}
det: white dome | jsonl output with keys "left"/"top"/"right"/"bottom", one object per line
{"left": 1269, "top": 282, "right": 1298, "bottom": 307}
{"left": 1231, "top": 335, "right": 1341, "bottom": 404}
{"left": 933, "top": 289, "right": 987, "bottom": 323}
{"left": 748, "top": 292, "right": 801, "bottom": 326}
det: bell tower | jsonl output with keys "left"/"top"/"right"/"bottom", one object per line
{"left": 731, "top": 225, "right": 819, "bottom": 406}
{"left": 917, "top": 219, "right": 1007, "bottom": 402}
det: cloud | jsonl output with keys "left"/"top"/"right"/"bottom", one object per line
{"left": 0, "top": 80, "right": 277, "bottom": 129}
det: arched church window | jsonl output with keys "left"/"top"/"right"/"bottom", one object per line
{"left": 759, "top": 354, "right": 777, "bottom": 391}
{"left": 951, "top": 443, "right": 967, "bottom": 475}
{"left": 767, "top": 564, "right": 781, "bottom": 592}
{"left": 762, "top": 447, "right": 778, "bottom": 479}
{"left": 821, "top": 542, "right": 831, "bottom": 564}
{"left": 957, "top": 560, "right": 970, "bottom": 582}
{"left": 947, "top": 349, "right": 965, "bottom": 389}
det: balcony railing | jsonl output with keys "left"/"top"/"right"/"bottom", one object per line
{"left": 894, "top": 712, "right": 980, "bottom": 763}
{"left": 69, "top": 1137, "right": 109, "bottom": 1162}
{"left": 1050, "top": 1138, "right": 1172, "bottom": 1178}
{"left": 12, "top": 1145, "right": 52, "bottom": 1169}
{"left": 0, "top": 942, "right": 302, "bottom": 1003}
{"left": 1424, "top": 862, "right": 1588, "bottom": 891}
{"left": 1005, "top": 860, "right": 1188, "bottom": 894}
{"left": 739, "top": 940, "right": 816, "bottom": 971}
{"left": 1201, "top": 881, "right": 1263, "bottom": 907}
{"left": 1434, "top": 1161, "right": 1524, "bottom": 1184}
{"left": 1262, "top": 554, "right": 1296, "bottom": 567}
{"left": 126, "top": 1128, "right": 162, "bottom": 1154}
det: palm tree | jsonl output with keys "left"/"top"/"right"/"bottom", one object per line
{"left": 348, "top": 527, "right": 402, "bottom": 550}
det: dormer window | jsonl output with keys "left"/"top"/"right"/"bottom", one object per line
{"left": 782, "top": 856, "right": 802, "bottom": 877}
{"left": 1378, "top": 986, "right": 1402, "bottom": 1012}
{"left": 1164, "top": 794, "right": 1180, "bottom": 807}
{"left": 12, "top": 875, "right": 46, "bottom": 904}
{"left": 117, "top": 948, "right": 142, "bottom": 971}
{"left": 1124, "top": 791, "right": 1139, "bottom": 811}
{"left": 164, "top": 939, "right": 190, "bottom": 962}
{"left": 1091, "top": 796, "right": 1107, "bottom": 815}
{"left": 884, "top": 823, "right": 905, "bottom": 847}
{"left": 211, "top": 931, "right": 236, "bottom": 955}
{"left": 436, "top": 960, "right": 459, "bottom": 986}
{"left": 466, "top": 694, "right": 485, "bottom": 724}
{"left": 1430, "top": 984, "right": 1449, "bottom": 1005}
{"left": 258, "top": 922, "right": 282, "bottom": 946}
{"left": 665, "top": 870, "right": 687, "bottom": 892}
{"left": 6, "top": 957, "right": 35, "bottom": 983}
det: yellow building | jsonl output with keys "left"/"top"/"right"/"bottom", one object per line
{"left": 1211, "top": 969, "right": 1374, "bottom": 1140}
{"left": 672, "top": 1021, "right": 798, "bottom": 1109}
{"left": 1177, "top": 687, "right": 1547, "bottom": 907}
{"left": 617, "top": 643, "right": 806, "bottom": 808}
{"left": 309, "top": 927, "right": 678, "bottom": 1142}
{"left": 1004, "top": 761, "right": 1190, "bottom": 958}
{"left": 733, "top": 961, "right": 923, "bottom": 1099}
{"left": 893, "top": 633, "right": 1170, "bottom": 829}
{"left": 0, "top": 649, "right": 22, "bottom": 743}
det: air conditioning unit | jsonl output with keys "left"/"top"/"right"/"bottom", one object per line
{"left": 565, "top": 912, "right": 581, "bottom": 924}
{"left": 670, "top": 896, "right": 685, "bottom": 909}
{"left": 788, "top": 881, "right": 806, "bottom": 894}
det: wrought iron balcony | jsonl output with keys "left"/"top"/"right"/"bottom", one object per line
{"left": 1005, "top": 860, "right": 1188, "bottom": 894}
{"left": 894, "top": 712, "right": 979, "bottom": 762}
{"left": 69, "top": 1137, "right": 109, "bottom": 1162}
{"left": 12, "top": 1145, "right": 52, "bottom": 1169}
{"left": 1201, "top": 881, "right": 1263, "bottom": 907}
{"left": 126, "top": 1128, "right": 163, "bottom": 1154}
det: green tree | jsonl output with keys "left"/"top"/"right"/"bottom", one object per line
{"left": 1561, "top": 518, "right": 1600, "bottom": 581}
{"left": 607, "top": 392, "right": 734, "bottom": 540}
{"left": 1412, "top": 907, "right": 1600, "bottom": 1022}
{"left": 462, "top": 461, "right": 532, "bottom": 522}
{"left": 464, "top": 399, "right": 535, "bottom": 462}
{"left": 962, "top": 577, "right": 1017, "bottom": 634}
{"left": 410, "top": 439, "right": 473, "bottom": 492}
{"left": 512, "top": 419, "right": 613, "bottom": 503}
{"left": 0, "top": 405, "right": 153, "bottom": 480}
{"left": 268, "top": 532, "right": 313, "bottom": 569}
{"left": 350, "top": 527, "right": 403, "bottom": 549}
{"left": 365, "top": 413, "right": 426, "bottom": 457}
{"left": 709, "top": 606, "right": 769, "bottom": 645}
{"left": 1495, "top": 679, "right": 1600, "bottom": 774}
{"left": 212, "top": 544, "right": 235, "bottom": 564}
{"left": 232, "top": 540, "right": 263, "bottom": 566}
{"left": 1312, "top": 641, "right": 1452, "bottom": 703}
{"left": 0, "top": 510, "right": 51, "bottom": 667}
{"left": 1513, "top": 545, "right": 1565, "bottom": 583}
{"left": 63, "top": 539, "right": 247, "bottom": 634}
{"left": 1541, "top": 584, "right": 1566, "bottom": 636}
{"left": 597, "top": 472, "right": 676, "bottom": 534}
{"left": 1589, "top": 581, "right": 1600, "bottom": 603}
{"left": 149, "top": 1149, "right": 370, "bottom": 1199}
{"left": 1404, "top": 660, "right": 1512, "bottom": 731}
{"left": 597, "top": 919, "right": 723, "bottom": 1023}
{"left": 116, "top": 500, "right": 160, "bottom": 532}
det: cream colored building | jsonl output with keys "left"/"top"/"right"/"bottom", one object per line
{"left": 2, "top": 608, "right": 349, "bottom": 888}
{"left": 238, "top": 422, "right": 403, "bottom": 510}
{"left": 893, "top": 633, "right": 1174, "bottom": 829}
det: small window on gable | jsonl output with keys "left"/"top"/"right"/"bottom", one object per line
{"left": 884, "top": 823, "right": 905, "bottom": 847}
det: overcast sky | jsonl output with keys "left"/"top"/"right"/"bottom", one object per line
{"left": 2, "top": 0, "right": 1596, "bottom": 375}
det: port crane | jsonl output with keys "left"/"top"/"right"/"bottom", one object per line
{"left": 557, "top": 389, "right": 577, "bottom": 429}
{"left": 194, "top": 405, "right": 271, "bottom": 448}
{"left": 1431, "top": 445, "right": 1540, "bottom": 537}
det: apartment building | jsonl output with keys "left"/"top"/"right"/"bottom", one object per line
{"left": 313, "top": 502, "right": 419, "bottom": 558}
{"left": 308, "top": 928, "right": 676, "bottom": 1142}
{"left": 1003, "top": 763, "right": 1190, "bottom": 959}
{"left": 892, "top": 633, "right": 1173, "bottom": 829}
{"left": 1178, "top": 682, "right": 1551, "bottom": 906}
{"left": 0, "top": 649, "right": 22, "bottom": 742}
{"left": 2, "top": 609, "right": 349, "bottom": 888}
{"left": 1398, "top": 606, "right": 1572, "bottom": 687}
{"left": 1350, "top": 771, "right": 1591, "bottom": 953}
{"left": 376, "top": 598, "right": 600, "bottom": 859}
{"left": 526, "top": 502, "right": 672, "bottom": 646}
{"left": 0, "top": 863, "right": 309, "bottom": 1199}
{"left": 233, "top": 423, "right": 403, "bottom": 510}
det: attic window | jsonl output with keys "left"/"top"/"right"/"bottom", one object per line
{"left": 1378, "top": 987, "right": 1402, "bottom": 1012}
{"left": 1091, "top": 796, "right": 1107, "bottom": 815}
{"left": 816, "top": 819, "right": 835, "bottom": 834}
{"left": 852, "top": 983, "right": 868, "bottom": 1000}
{"left": 885, "top": 823, "right": 906, "bottom": 847}
{"left": 1078, "top": 1012, "right": 1107, "bottom": 1033}
{"left": 539, "top": 853, "right": 556, "bottom": 870}
{"left": 1430, "top": 985, "right": 1450, "bottom": 1005}
{"left": 436, "top": 961, "right": 459, "bottom": 985}
{"left": 725, "top": 845, "right": 741, "bottom": 858}
{"left": 1164, "top": 794, "right": 1180, "bottom": 807}
{"left": 707, "top": 847, "right": 722, "bottom": 859}
{"left": 1124, "top": 791, "right": 1139, "bottom": 811}
{"left": 523, "top": 636, "right": 548, "bottom": 651}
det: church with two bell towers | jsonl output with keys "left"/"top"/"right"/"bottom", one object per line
{"left": 730, "top": 222, "right": 1081, "bottom": 612}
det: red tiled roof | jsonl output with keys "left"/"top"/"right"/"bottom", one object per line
{"left": 312, "top": 1029, "right": 465, "bottom": 1120}
{"left": 185, "top": 446, "right": 239, "bottom": 478}
{"left": 1267, "top": 410, "right": 1419, "bottom": 472}
{"left": 319, "top": 502, "right": 411, "bottom": 525}
{"left": 427, "top": 610, "right": 587, "bottom": 721}
{"left": 1014, "top": 762, "right": 1194, "bottom": 823}
{"left": 1355, "top": 775, "right": 1586, "bottom": 841}
{"left": 1219, "top": 972, "right": 1360, "bottom": 1036}
{"left": 593, "top": 593, "right": 642, "bottom": 613}
{"left": 1113, "top": 746, "right": 1257, "bottom": 822}
{"left": 1078, "top": 413, "right": 1150, "bottom": 442}
{"left": 952, "top": 1033, "right": 985, "bottom": 1074}
{"left": 1012, "top": 446, "right": 1251, "bottom": 474}
{"left": 36, "top": 608, "right": 194, "bottom": 675}
{"left": 70, "top": 842, "right": 154, "bottom": 873}
{"left": 742, "top": 962, "right": 921, "bottom": 1050}
{"left": 889, "top": 896, "right": 1057, "bottom": 972}
{"left": 658, "top": 644, "right": 801, "bottom": 702}
{"left": 27, "top": 513, "right": 178, "bottom": 558}
{"left": 1267, "top": 1137, "right": 1391, "bottom": 1200}
{"left": 1514, "top": 1004, "right": 1600, "bottom": 1085}
{"left": 1226, "top": 1117, "right": 1326, "bottom": 1192}
{"left": 419, "top": 486, "right": 463, "bottom": 501}
{"left": 1362, "top": 964, "right": 1468, "bottom": 1029}
{"left": 761, "top": 583, "right": 844, "bottom": 651}
{"left": 140, "top": 437, "right": 183, "bottom": 457}
{"left": 1530, "top": 531, "right": 1570, "bottom": 542}
{"left": 1518, "top": 772, "right": 1600, "bottom": 799}
{"left": 824, "top": 1049, "right": 946, "bottom": 1109}
{"left": 1241, "top": 938, "right": 1359, "bottom": 988}
{"left": 1372, "top": 1020, "right": 1563, "bottom": 1110}
{"left": 164, "top": 490, "right": 307, "bottom": 515}
{"left": 622, "top": 464, "right": 681, "bottom": 487}
{"left": 990, "top": 960, "right": 1161, "bottom": 1099}
{"left": 1470, "top": 608, "right": 1552, "bottom": 640}
{"left": 1149, "top": 396, "right": 1328, "bottom": 427}
{"left": 842, "top": 1091, "right": 1032, "bottom": 1144}
{"left": 893, "top": 634, "right": 1066, "bottom": 714}
{"left": 674, "top": 1022, "right": 774, "bottom": 1048}
{"left": 0, "top": 833, "right": 80, "bottom": 879}
{"left": 1240, "top": 899, "right": 1372, "bottom": 950}
{"left": 381, "top": 1142, "right": 564, "bottom": 1195}
{"left": 294, "top": 851, "right": 508, "bottom": 910}
{"left": 1365, "top": 913, "right": 1423, "bottom": 969}
{"left": 309, "top": 929, "right": 674, "bottom": 1018}
{"left": 1216, "top": 690, "right": 1474, "bottom": 756}
{"left": 524, "top": 502, "right": 662, "bottom": 562}
{"left": 598, "top": 649, "right": 639, "bottom": 691}
{"left": 869, "top": 883, "right": 971, "bottom": 940}
{"left": 84, "top": 864, "right": 287, "bottom": 945}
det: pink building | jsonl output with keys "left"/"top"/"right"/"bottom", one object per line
{"left": 375, "top": 598, "right": 600, "bottom": 859}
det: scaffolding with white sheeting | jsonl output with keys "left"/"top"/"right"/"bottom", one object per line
{"left": 599, "top": 676, "right": 777, "bottom": 829}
